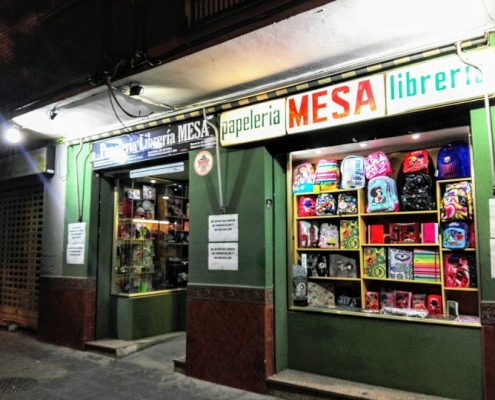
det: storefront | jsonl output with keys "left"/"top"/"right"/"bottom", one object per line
{"left": 87, "top": 117, "right": 216, "bottom": 340}
{"left": 200, "top": 41, "right": 495, "bottom": 398}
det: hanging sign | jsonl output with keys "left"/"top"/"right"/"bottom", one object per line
{"left": 286, "top": 74, "right": 386, "bottom": 134}
{"left": 386, "top": 47, "right": 495, "bottom": 115}
{"left": 220, "top": 99, "right": 286, "bottom": 146}
{"left": 91, "top": 118, "right": 216, "bottom": 169}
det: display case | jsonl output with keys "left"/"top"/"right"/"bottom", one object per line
{"left": 288, "top": 128, "right": 480, "bottom": 326}
{"left": 112, "top": 177, "right": 189, "bottom": 295}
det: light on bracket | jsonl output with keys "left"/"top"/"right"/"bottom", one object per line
{"left": 5, "top": 125, "right": 22, "bottom": 144}
{"left": 129, "top": 82, "right": 143, "bottom": 96}
{"left": 49, "top": 107, "right": 58, "bottom": 120}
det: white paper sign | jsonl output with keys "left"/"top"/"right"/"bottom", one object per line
{"left": 67, "top": 244, "right": 85, "bottom": 265}
{"left": 208, "top": 214, "right": 238, "bottom": 242}
{"left": 208, "top": 243, "right": 238, "bottom": 271}
{"left": 68, "top": 222, "right": 86, "bottom": 243}
{"left": 489, "top": 199, "right": 495, "bottom": 238}
{"left": 67, "top": 222, "right": 86, "bottom": 264}
{"left": 491, "top": 239, "right": 495, "bottom": 279}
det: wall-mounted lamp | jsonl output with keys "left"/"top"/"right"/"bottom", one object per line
{"left": 129, "top": 82, "right": 143, "bottom": 96}
{"left": 49, "top": 107, "right": 58, "bottom": 120}
{"left": 5, "top": 126, "right": 22, "bottom": 144}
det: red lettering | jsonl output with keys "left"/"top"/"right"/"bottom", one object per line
{"left": 288, "top": 96, "right": 309, "bottom": 128}
{"left": 331, "top": 86, "right": 349, "bottom": 119}
{"left": 355, "top": 80, "right": 376, "bottom": 115}
{"left": 311, "top": 90, "right": 328, "bottom": 123}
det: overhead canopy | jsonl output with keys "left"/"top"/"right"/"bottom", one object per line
{"left": 9, "top": 0, "right": 495, "bottom": 144}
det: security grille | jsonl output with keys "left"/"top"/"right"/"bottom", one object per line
{"left": 0, "top": 178, "right": 43, "bottom": 329}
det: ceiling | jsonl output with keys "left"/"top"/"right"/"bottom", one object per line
{"left": 5, "top": 0, "right": 495, "bottom": 149}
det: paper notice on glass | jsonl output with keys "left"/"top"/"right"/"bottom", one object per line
{"left": 67, "top": 243, "right": 85, "bottom": 265}
{"left": 208, "top": 214, "right": 238, "bottom": 242}
{"left": 68, "top": 222, "right": 86, "bottom": 243}
{"left": 208, "top": 242, "right": 238, "bottom": 271}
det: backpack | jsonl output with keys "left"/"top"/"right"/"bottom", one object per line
{"left": 387, "top": 248, "right": 414, "bottom": 280}
{"left": 442, "top": 221, "right": 469, "bottom": 249}
{"left": 298, "top": 195, "right": 317, "bottom": 217}
{"left": 340, "top": 155, "right": 366, "bottom": 189}
{"left": 318, "top": 223, "right": 339, "bottom": 248}
{"left": 365, "top": 151, "right": 393, "bottom": 180}
{"left": 337, "top": 193, "right": 358, "bottom": 215}
{"left": 400, "top": 173, "right": 435, "bottom": 211}
{"left": 444, "top": 254, "right": 473, "bottom": 288}
{"left": 440, "top": 181, "right": 473, "bottom": 221}
{"left": 366, "top": 176, "right": 399, "bottom": 213}
{"left": 402, "top": 150, "right": 431, "bottom": 174}
{"left": 315, "top": 193, "right": 336, "bottom": 215}
{"left": 436, "top": 141, "right": 471, "bottom": 179}
{"left": 315, "top": 159, "right": 340, "bottom": 191}
{"left": 329, "top": 254, "right": 357, "bottom": 278}
{"left": 293, "top": 162, "right": 315, "bottom": 193}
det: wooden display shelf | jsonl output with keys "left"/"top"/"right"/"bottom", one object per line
{"left": 362, "top": 243, "right": 439, "bottom": 247}
{"left": 363, "top": 277, "right": 442, "bottom": 285}
{"left": 444, "top": 287, "right": 479, "bottom": 292}
{"left": 296, "top": 213, "right": 359, "bottom": 220}
{"left": 309, "top": 276, "right": 361, "bottom": 282}
{"left": 297, "top": 247, "right": 359, "bottom": 252}
{"left": 361, "top": 210, "right": 438, "bottom": 217}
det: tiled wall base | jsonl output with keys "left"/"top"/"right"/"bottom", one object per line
{"left": 482, "top": 301, "right": 495, "bottom": 400}
{"left": 186, "top": 285, "right": 274, "bottom": 393}
{"left": 38, "top": 277, "right": 96, "bottom": 350}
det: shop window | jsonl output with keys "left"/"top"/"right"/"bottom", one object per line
{"left": 112, "top": 173, "right": 189, "bottom": 295}
{"left": 288, "top": 127, "right": 480, "bottom": 326}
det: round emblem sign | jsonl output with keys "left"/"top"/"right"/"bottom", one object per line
{"left": 194, "top": 150, "right": 214, "bottom": 176}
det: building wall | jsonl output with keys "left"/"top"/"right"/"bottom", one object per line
{"left": 185, "top": 146, "right": 281, "bottom": 393}
{"left": 39, "top": 143, "right": 97, "bottom": 349}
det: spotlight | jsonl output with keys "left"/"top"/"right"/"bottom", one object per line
{"left": 129, "top": 83, "right": 143, "bottom": 96}
{"left": 49, "top": 107, "right": 58, "bottom": 120}
{"left": 5, "top": 126, "right": 22, "bottom": 144}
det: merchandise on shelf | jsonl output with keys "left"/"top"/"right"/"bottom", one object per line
{"left": 328, "top": 254, "right": 358, "bottom": 278}
{"left": 364, "top": 151, "right": 393, "bottom": 180}
{"left": 337, "top": 192, "right": 358, "bottom": 215}
{"left": 436, "top": 141, "right": 471, "bottom": 179}
{"left": 366, "top": 176, "right": 399, "bottom": 212}
{"left": 308, "top": 282, "right": 335, "bottom": 308}
{"left": 315, "top": 159, "right": 340, "bottom": 191}
{"left": 387, "top": 248, "right": 414, "bottom": 280}
{"left": 440, "top": 181, "right": 473, "bottom": 221}
{"left": 340, "top": 155, "right": 365, "bottom": 189}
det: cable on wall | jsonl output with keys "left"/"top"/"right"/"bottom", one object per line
{"left": 455, "top": 40, "right": 495, "bottom": 194}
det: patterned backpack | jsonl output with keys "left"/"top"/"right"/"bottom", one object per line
{"left": 365, "top": 151, "right": 393, "bottom": 180}
{"left": 292, "top": 162, "right": 315, "bottom": 193}
{"left": 436, "top": 141, "right": 471, "bottom": 179}
{"left": 315, "top": 193, "right": 337, "bottom": 215}
{"left": 340, "top": 155, "right": 366, "bottom": 189}
{"left": 441, "top": 181, "right": 473, "bottom": 221}
{"left": 402, "top": 150, "right": 431, "bottom": 174}
{"left": 366, "top": 176, "right": 399, "bottom": 213}
{"left": 315, "top": 159, "right": 340, "bottom": 191}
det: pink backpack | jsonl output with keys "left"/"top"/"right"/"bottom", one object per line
{"left": 365, "top": 151, "right": 392, "bottom": 180}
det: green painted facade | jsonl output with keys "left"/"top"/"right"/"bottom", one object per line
{"left": 110, "top": 291, "right": 187, "bottom": 340}
{"left": 188, "top": 147, "right": 275, "bottom": 288}
{"left": 470, "top": 106, "right": 495, "bottom": 301}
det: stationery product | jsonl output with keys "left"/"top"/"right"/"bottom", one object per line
{"left": 388, "top": 248, "right": 413, "bottom": 280}
{"left": 389, "top": 223, "right": 420, "bottom": 244}
{"left": 421, "top": 222, "right": 438, "bottom": 244}
{"left": 363, "top": 247, "right": 387, "bottom": 278}
{"left": 368, "top": 224, "right": 385, "bottom": 244}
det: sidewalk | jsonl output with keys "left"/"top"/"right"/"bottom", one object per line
{"left": 0, "top": 328, "right": 279, "bottom": 400}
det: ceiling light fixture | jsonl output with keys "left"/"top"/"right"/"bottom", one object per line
{"left": 5, "top": 126, "right": 22, "bottom": 144}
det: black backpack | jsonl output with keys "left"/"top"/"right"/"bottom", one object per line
{"left": 400, "top": 173, "right": 435, "bottom": 211}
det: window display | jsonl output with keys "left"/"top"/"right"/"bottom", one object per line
{"left": 112, "top": 176, "right": 189, "bottom": 295}
{"left": 289, "top": 128, "right": 480, "bottom": 325}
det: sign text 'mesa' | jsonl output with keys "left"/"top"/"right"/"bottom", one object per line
{"left": 286, "top": 75, "right": 386, "bottom": 134}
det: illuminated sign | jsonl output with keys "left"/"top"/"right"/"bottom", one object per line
{"left": 220, "top": 99, "right": 285, "bottom": 146}
{"left": 286, "top": 74, "right": 386, "bottom": 134}
{"left": 91, "top": 118, "right": 215, "bottom": 169}
{"left": 386, "top": 47, "right": 495, "bottom": 115}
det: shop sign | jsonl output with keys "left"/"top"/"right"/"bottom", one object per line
{"left": 386, "top": 47, "right": 495, "bottom": 115}
{"left": 220, "top": 99, "right": 285, "bottom": 146}
{"left": 91, "top": 118, "right": 216, "bottom": 169}
{"left": 286, "top": 74, "right": 386, "bottom": 134}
